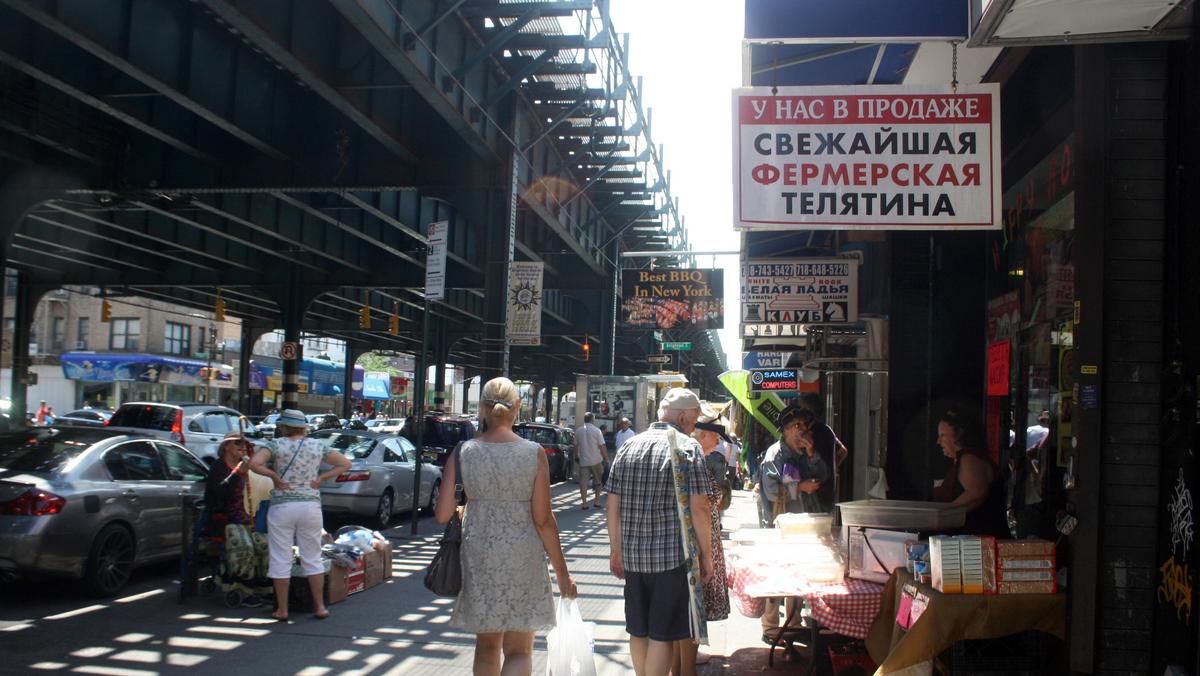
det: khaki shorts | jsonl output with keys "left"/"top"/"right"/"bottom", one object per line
{"left": 579, "top": 462, "right": 605, "bottom": 490}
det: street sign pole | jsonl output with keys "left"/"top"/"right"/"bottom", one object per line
{"left": 411, "top": 297, "right": 430, "bottom": 534}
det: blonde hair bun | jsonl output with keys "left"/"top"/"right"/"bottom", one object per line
{"left": 480, "top": 377, "right": 520, "bottom": 421}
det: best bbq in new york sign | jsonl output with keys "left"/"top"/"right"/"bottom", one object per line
{"left": 733, "top": 84, "right": 1001, "bottom": 231}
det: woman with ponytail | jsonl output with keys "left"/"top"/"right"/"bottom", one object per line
{"left": 435, "top": 377, "right": 577, "bottom": 675}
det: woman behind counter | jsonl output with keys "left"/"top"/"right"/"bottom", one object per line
{"left": 932, "top": 409, "right": 1009, "bottom": 538}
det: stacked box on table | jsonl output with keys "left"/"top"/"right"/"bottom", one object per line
{"left": 995, "top": 539, "right": 1056, "bottom": 594}
{"left": 956, "top": 536, "right": 986, "bottom": 594}
{"left": 930, "top": 536, "right": 962, "bottom": 594}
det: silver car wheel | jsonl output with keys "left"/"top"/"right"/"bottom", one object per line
{"left": 377, "top": 489, "right": 394, "bottom": 529}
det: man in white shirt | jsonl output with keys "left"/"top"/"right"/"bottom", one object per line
{"left": 614, "top": 417, "right": 636, "bottom": 450}
{"left": 575, "top": 412, "right": 609, "bottom": 509}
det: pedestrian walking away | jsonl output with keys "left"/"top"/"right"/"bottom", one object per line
{"left": 606, "top": 387, "right": 714, "bottom": 676}
{"left": 614, "top": 417, "right": 636, "bottom": 450}
{"left": 575, "top": 411, "right": 609, "bottom": 509}
{"left": 436, "top": 376, "right": 577, "bottom": 676}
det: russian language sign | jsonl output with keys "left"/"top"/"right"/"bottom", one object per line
{"left": 621, "top": 268, "right": 724, "bottom": 331}
{"left": 733, "top": 84, "right": 1001, "bottom": 230}
{"left": 741, "top": 258, "right": 858, "bottom": 338}
{"left": 506, "top": 261, "right": 543, "bottom": 346}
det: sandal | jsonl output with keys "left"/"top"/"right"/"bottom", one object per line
{"left": 313, "top": 610, "right": 329, "bottom": 620}
{"left": 270, "top": 612, "right": 289, "bottom": 622}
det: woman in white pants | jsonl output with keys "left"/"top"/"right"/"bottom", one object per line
{"left": 250, "top": 409, "right": 350, "bottom": 621}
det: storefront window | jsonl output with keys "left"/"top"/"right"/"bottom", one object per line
{"left": 996, "top": 135, "right": 1075, "bottom": 538}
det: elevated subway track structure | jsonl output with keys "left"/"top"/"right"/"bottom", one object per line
{"left": 0, "top": 0, "right": 720, "bottom": 415}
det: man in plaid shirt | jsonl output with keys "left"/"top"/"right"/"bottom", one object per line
{"left": 606, "top": 388, "right": 714, "bottom": 676}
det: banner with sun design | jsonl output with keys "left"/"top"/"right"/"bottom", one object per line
{"left": 506, "top": 261, "right": 544, "bottom": 346}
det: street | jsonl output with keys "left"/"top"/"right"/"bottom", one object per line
{"left": 0, "top": 484, "right": 770, "bottom": 675}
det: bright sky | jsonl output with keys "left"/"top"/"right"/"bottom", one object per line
{"left": 608, "top": 1, "right": 745, "bottom": 369}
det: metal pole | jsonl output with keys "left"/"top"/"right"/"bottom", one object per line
{"left": 410, "top": 298, "right": 431, "bottom": 534}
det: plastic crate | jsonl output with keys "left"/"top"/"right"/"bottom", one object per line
{"left": 946, "top": 630, "right": 1053, "bottom": 675}
{"left": 828, "top": 641, "right": 877, "bottom": 676}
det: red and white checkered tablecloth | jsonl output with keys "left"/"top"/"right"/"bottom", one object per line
{"left": 726, "top": 547, "right": 885, "bottom": 639}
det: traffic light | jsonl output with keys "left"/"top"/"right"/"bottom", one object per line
{"left": 582, "top": 334, "right": 590, "bottom": 362}
{"left": 358, "top": 304, "right": 371, "bottom": 329}
{"left": 100, "top": 299, "right": 112, "bottom": 323}
{"left": 214, "top": 295, "right": 226, "bottom": 322}
{"left": 388, "top": 303, "right": 400, "bottom": 335}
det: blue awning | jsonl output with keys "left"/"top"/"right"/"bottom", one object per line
{"left": 362, "top": 378, "right": 391, "bottom": 401}
{"left": 60, "top": 351, "right": 233, "bottom": 385}
{"left": 744, "top": 0, "right": 968, "bottom": 87}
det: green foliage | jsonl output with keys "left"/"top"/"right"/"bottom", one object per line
{"left": 357, "top": 352, "right": 394, "bottom": 374}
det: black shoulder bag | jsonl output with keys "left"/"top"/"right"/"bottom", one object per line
{"left": 424, "top": 444, "right": 466, "bottom": 597}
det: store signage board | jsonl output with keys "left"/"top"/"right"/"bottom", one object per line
{"left": 425, "top": 220, "right": 449, "bottom": 301}
{"left": 506, "top": 261, "right": 543, "bottom": 346}
{"left": 749, "top": 368, "right": 800, "bottom": 392}
{"left": 743, "top": 351, "right": 790, "bottom": 369}
{"left": 740, "top": 258, "right": 858, "bottom": 338}
{"left": 732, "top": 84, "right": 1002, "bottom": 231}
{"left": 986, "top": 341, "right": 1010, "bottom": 397}
{"left": 621, "top": 268, "right": 723, "bottom": 330}
{"left": 662, "top": 342, "right": 692, "bottom": 351}
{"left": 647, "top": 355, "right": 671, "bottom": 364}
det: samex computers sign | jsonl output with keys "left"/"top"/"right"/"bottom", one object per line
{"left": 733, "top": 84, "right": 1001, "bottom": 231}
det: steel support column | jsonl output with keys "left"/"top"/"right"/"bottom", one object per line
{"left": 481, "top": 106, "right": 521, "bottom": 377}
{"left": 280, "top": 271, "right": 304, "bottom": 411}
{"left": 236, "top": 323, "right": 254, "bottom": 414}
{"left": 601, "top": 244, "right": 619, "bottom": 375}
{"left": 8, "top": 272, "right": 35, "bottom": 421}
{"left": 343, "top": 344, "right": 362, "bottom": 420}
{"left": 433, "top": 317, "right": 448, "bottom": 409}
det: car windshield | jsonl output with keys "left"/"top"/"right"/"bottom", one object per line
{"left": 426, "top": 421, "right": 464, "bottom": 446}
{"left": 0, "top": 430, "right": 108, "bottom": 474}
{"left": 265, "top": 414, "right": 279, "bottom": 424}
{"left": 517, "top": 426, "right": 558, "bottom": 445}
{"left": 315, "top": 433, "right": 375, "bottom": 459}
{"left": 108, "top": 404, "right": 177, "bottom": 430}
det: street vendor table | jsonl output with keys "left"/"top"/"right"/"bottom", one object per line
{"left": 866, "top": 569, "right": 1066, "bottom": 675}
{"left": 725, "top": 538, "right": 885, "bottom": 669}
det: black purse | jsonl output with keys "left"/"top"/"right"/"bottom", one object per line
{"left": 424, "top": 446, "right": 465, "bottom": 597}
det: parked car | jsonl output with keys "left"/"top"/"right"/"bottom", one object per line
{"left": 400, "top": 413, "right": 476, "bottom": 467}
{"left": 514, "top": 422, "right": 576, "bottom": 483}
{"left": 104, "top": 402, "right": 258, "bottom": 465}
{"left": 309, "top": 430, "right": 442, "bottom": 529}
{"left": 257, "top": 413, "right": 280, "bottom": 439}
{"left": 367, "top": 418, "right": 405, "bottom": 433}
{"left": 307, "top": 414, "right": 341, "bottom": 432}
{"left": 0, "top": 427, "right": 208, "bottom": 595}
{"left": 341, "top": 418, "right": 368, "bottom": 431}
{"left": 53, "top": 409, "right": 113, "bottom": 427}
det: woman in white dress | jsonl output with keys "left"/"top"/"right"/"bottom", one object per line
{"left": 436, "top": 377, "right": 577, "bottom": 675}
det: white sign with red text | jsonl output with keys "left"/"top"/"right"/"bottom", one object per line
{"left": 733, "top": 84, "right": 1001, "bottom": 230}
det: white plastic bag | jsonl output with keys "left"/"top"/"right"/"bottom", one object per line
{"left": 546, "top": 598, "right": 596, "bottom": 676}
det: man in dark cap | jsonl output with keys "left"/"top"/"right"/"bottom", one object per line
{"left": 756, "top": 403, "right": 831, "bottom": 635}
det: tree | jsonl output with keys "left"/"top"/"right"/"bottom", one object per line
{"left": 357, "top": 352, "right": 394, "bottom": 374}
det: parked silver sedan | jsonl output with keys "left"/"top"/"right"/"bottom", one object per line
{"left": 310, "top": 430, "right": 442, "bottom": 529}
{"left": 0, "top": 428, "right": 208, "bottom": 595}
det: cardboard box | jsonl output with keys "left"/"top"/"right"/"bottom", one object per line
{"left": 998, "top": 580, "right": 1056, "bottom": 594}
{"left": 286, "top": 567, "right": 346, "bottom": 610}
{"left": 345, "top": 557, "right": 367, "bottom": 595}
{"left": 996, "top": 539, "right": 1055, "bottom": 557}
{"left": 930, "top": 536, "right": 962, "bottom": 594}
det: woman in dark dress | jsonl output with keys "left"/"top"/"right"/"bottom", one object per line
{"left": 931, "top": 410, "right": 1009, "bottom": 538}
